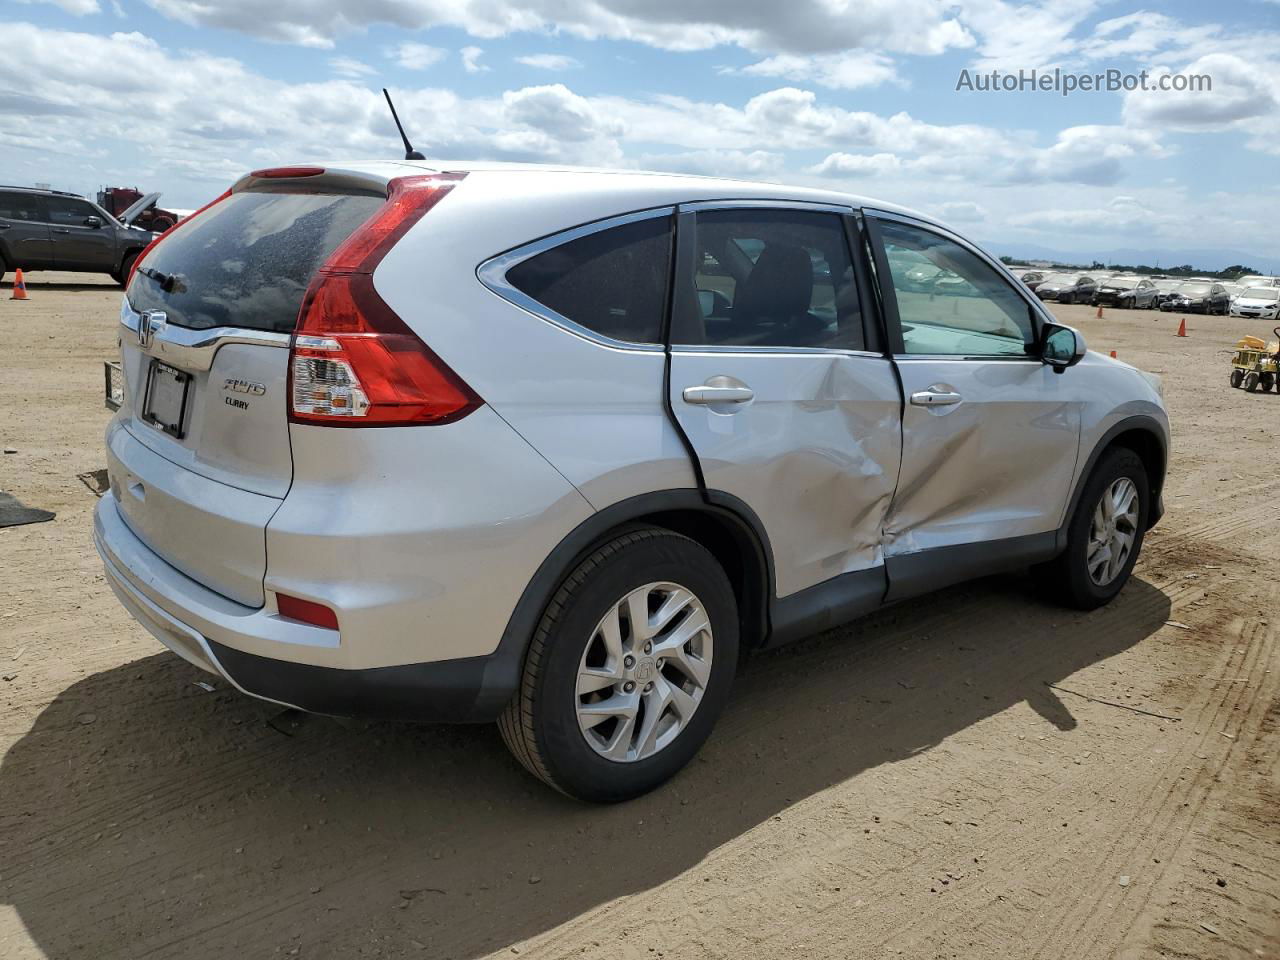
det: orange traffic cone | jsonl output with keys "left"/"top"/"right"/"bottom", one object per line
{"left": 1095, "top": 304, "right": 1104, "bottom": 318}
{"left": 9, "top": 268, "right": 28, "bottom": 300}
{"left": 1109, "top": 350, "right": 1117, "bottom": 358}
{"left": 1176, "top": 318, "right": 1187, "bottom": 337}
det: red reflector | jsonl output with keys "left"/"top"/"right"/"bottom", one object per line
{"left": 127, "top": 188, "right": 231, "bottom": 288}
{"left": 251, "top": 166, "right": 325, "bottom": 178}
{"left": 276, "top": 594, "right": 339, "bottom": 629}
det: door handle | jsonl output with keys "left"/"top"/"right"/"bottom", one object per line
{"left": 683, "top": 384, "right": 754, "bottom": 405}
{"left": 52, "top": 228, "right": 71, "bottom": 234}
{"left": 909, "top": 390, "right": 963, "bottom": 407}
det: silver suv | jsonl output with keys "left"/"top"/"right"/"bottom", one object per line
{"left": 96, "top": 163, "right": 1168, "bottom": 802}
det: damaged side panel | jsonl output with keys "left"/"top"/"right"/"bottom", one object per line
{"left": 883, "top": 357, "right": 1082, "bottom": 560}
{"left": 669, "top": 350, "right": 902, "bottom": 597}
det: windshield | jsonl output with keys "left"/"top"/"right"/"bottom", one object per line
{"left": 1102, "top": 276, "right": 1134, "bottom": 288}
{"left": 1179, "top": 284, "right": 1211, "bottom": 295}
{"left": 1154, "top": 280, "right": 1181, "bottom": 290}
{"left": 126, "top": 190, "right": 384, "bottom": 332}
{"left": 1041, "top": 273, "right": 1076, "bottom": 284}
{"left": 1240, "top": 287, "right": 1280, "bottom": 301}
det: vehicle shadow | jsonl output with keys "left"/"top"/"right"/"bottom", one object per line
{"left": 0, "top": 575, "right": 1171, "bottom": 959}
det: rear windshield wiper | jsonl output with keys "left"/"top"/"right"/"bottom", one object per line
{"left": 136, "top": 266, "right": 187, "bottom": 294}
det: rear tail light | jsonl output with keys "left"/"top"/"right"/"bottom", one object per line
{"left": 127, "top": 188, "right": 232, "bottom": 288}
{"left": 288, "top": 174, "right": 481, "bottom": 427}
{"left": 276, "top": 593, "right": 339, "bottom": 629}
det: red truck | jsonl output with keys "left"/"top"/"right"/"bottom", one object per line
{"left": 96, "top": 186, "right": 181, "bottom": 233}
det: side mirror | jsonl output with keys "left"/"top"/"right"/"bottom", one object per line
{"left": 84, "top": 215, "right": 102, "bottom": 228}
{"left": 1040, "top": 322, "right": 1086, "bottom": 373}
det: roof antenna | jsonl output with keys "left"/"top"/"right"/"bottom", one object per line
{"left": 382, "top": 88, "right": 425, "bottom": 160}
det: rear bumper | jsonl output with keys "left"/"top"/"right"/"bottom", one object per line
{"left": 94, "top": 494, "right": 520, "bottom": 722}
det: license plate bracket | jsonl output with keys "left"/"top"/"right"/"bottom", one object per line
{"left": 142, "top": 360, "right": 191, "bottom": 439}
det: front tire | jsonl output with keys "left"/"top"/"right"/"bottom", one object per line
{"left": 1245, "top": 372, "right": 1260, "bottom": 392}
{"left": 499, "top": 528, "right": 739, "bottom": 802}
{"left": 1230, "top": 368, "right": 1245, "bottom": 388}
{"left": 1034, "top": 448, "right": 1149, "bottom": 610}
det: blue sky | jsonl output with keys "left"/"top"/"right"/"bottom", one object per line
{"left": 3, "top": 0, "right": 1278, "bottom": 265}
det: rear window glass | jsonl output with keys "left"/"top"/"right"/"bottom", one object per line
{"left": 505, "top": 215, "right": 672, "bottom": 344}
{"left": 127, "top": 191, "right": 384, "bottom": 333}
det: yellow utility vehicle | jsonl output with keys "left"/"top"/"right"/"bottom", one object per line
{"left": 1230, "top": 327, "right": 1280, "bottom": 393}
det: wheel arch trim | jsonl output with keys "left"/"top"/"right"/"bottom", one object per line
{"left": 1056, "top": 414, "right": 1168, "bottom": 553}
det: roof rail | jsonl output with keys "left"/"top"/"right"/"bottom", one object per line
{"left": 0, "top": 184, "right": 82, "bottom": 197}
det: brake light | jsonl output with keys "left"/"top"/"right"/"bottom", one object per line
{"left": 127, "top": 188, "right": 231, "bottom": 288}
{"left": 251, "top": 166, "right": 325, "bottom": 178}
{"left": 276, "top": 593, "right": 339, "bottom": 629}
{"left": 288, "top": 174, "right": 481, "bottom": 427}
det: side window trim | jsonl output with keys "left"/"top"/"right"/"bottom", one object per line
{"left": 670, "top": 200, "right": 883, "bottom": 357}
{"left": 864, "top": 210, "right": 1050, "bottom": 360}
{"left": 477, "top": 205, "right": 675, "bottom": 353}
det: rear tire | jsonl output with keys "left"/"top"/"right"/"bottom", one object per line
{"left": 1245, "top": 372, "right": 1260, "bottom": 392}
{"left": 1230, "top": 368, "right": 1245, "bottom": 388}
{"left": 498, "top": 528, "right": 739, "bottom": 802}
{"left": 1034, "top": 448, "right": 1149, "bottom": 611}
{"left": 1262, "top": 373, "right": 1275, "bottom": 392}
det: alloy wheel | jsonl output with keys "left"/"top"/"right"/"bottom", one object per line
{"left": 1086, "top": 478, "right": 1140, "bottom": 586}
{"left": 575, "top": 582, "right": 713, "bottom": 763}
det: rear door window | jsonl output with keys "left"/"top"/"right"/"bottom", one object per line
{"left": 504, "top": 215, "right": 672, "bottom": 345}
{"left": 127, "top": 191, "right": 384, "bottom": 333}
{"left": 674, "top": 208, "right": 864, "bottom": 350}
{"left": 0, "top": 192, "right": 46, "bottom": 221}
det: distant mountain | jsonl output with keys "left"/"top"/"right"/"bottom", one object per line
{"left": 979, "top": 241, "right": 1280, "bottom": 274}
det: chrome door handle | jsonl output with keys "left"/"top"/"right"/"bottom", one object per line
{"left": 52, "top": 228, "right": 71, "bottom": 234}
{"left": 683, "top": 385, "right": 754, "bottom": 405}
{"left": 910, "top": 390, "right": 963, "bottom": 407}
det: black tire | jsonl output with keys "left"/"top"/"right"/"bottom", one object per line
{"left": 1230, "top": 368, "right": 1245, "bottom": 388}
{"left": 1245, "top": 372, "right": 1260, "bottom": 393}
{"left": 1060, "top": 293, "right": 1074, "bottom": 305}
{"left": 1034, "top": 447, "right": 1149, "bottom": 611}
{"left": 498, "top": 527, "right": 739, "bottom": 802}
{"left": 1262, "top": 373, "right": 1275, "bottom": 393}
{"left": 116, "top": 251, "right": 139, "bottom": 288}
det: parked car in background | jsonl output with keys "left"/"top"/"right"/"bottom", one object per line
{"left": 1159, "top": 281, "right": 1230, "bottom": 315}
{"left": 1235, "top": 275, "right": 1280, "bottom": 289}
{"left": 0, "top": 184, "right": 156, "bottom": 285}
{"left": 94, "top": 161, "right": 1168, "bottom": 801}
{"left": 1093, "top": 276, "right": 1158, "bottom": 309}
{"left": 1230, "top": 286, "right": 1280, "bottom": 320}
{"left": 1034, "top": 273, "right": 1098, "bottom": 304}
{"left": 1149, "top": 279, "right": 1186, "bottom": 309}
{"left": 1020, "top": 270, "right": 1046, "bottom": 291}
{"left": 1221, "top": 282, "right": 1244, "bottom": 300}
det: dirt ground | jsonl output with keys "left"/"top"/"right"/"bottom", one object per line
{"left": 0, "top": 272, "right": 1277, "bottom": 960}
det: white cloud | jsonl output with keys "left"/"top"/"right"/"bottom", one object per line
{"left": 808, "top": 152, "right": 902, "bottom": 177}
{"left": 387, "top": 42, "right": 446, "bottom": 70}
{"left": 515, "top": 53, "right": 581, "bottom": 71}
{"left": 17, "top": 0, "right": 100, "bottom": 15}
{"left": 330, "top": 56, "right": 376, "bottom": 78}
{"left": 138, "top": 0, "right": 974, "bottom": 57}
{"left": 736, "top": 52, "right": 902, "bottom": 90}
{"left": 936, "top": 201, "right": 987, "bottom": 223}
{"left": 1123, "top": 53, "right": 1280, "bottom": 130}
{"left": 460, "top": 46, "right": 488, "bottom": 73}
